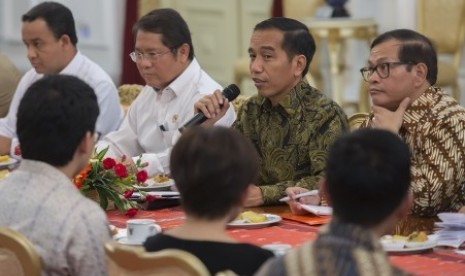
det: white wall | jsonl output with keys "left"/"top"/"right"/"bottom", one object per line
{"left": 0, "top": 0, "right": 126, "bottom": 84}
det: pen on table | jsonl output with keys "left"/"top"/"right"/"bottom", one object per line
{"left": 279, "top": 189, "right": 319, "bottom": 202}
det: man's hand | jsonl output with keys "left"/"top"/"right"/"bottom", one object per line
{"left": 193, "top": 91, "right": 230, "bottom": 127}
{"left": 371, "top": 97, "right": 410, "bottom": 134}
{"left": 285, "top": 187, "right": 321, "bottom": 215}
{"left": 244, "top": 185, "right": 264, "bottom": 207}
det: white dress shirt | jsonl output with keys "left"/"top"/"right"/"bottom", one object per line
{"left": 97, "top": 58, "right": 236, "bottom": 176}
{"left": 0, "top": 51, "right": 124, "bottom": 156}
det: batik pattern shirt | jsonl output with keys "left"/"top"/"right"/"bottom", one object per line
{"left": 362, "top": 87, "right": 465, "bottom": 216}
{"left": 233, "top": 80, "right": 348, "bottom": 204}
{"left": 256, "top": 220, "right": 409, "bottom": 276}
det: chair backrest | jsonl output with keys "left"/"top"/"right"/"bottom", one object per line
{"left": 105, "top": 241, "right": 210, "bottom": 276}
{"left": 0, "top": 54, "right": 21, "bottom": 118}
{"left": 118, "top": 84, "right": 143, "bottom": 113}
{"left": 0, "top": 227, "right": 41, "bottom": 276}
{"left": 348, "top": 112, "right": 369, "bottom": 131}
{"left": 417, "top": 0, "right": 465, "bottom": 68}
{"left": 283, "top": 0, "right": 325, "bottom": 20}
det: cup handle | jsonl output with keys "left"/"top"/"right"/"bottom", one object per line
{"left": 149, "top": 225, "right": 160, "bottom": 235}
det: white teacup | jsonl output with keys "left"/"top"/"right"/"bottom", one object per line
{"left": 126, "top": 219, "right": 161, "bottom": 243}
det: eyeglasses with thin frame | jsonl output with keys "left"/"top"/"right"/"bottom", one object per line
{"left": 360, "top": 61, "right": 415, "bottom": 82}
{"left": 129, "top": 49, "right": 173, "bottom": 63}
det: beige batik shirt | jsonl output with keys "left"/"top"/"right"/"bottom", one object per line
{"left": 362, "top": 87, "right": 465, "bottom": 216}
{"left": 233, "top": 80, "right": 348, "bottom": 204}
{"left": 256, "top": 220, "right": 409, "bottom": 276}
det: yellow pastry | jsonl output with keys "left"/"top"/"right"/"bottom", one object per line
{"left": 0, "top": 155, "right": 9, "bottom": 163}
{"left": 407, "top": 231, "right": 428, "bottom": 242}
{"left": 239, "top": 211, "right": 267, "bottom": 223}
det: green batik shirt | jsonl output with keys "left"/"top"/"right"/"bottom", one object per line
{"left": 233, "top": 80, "right": 348, "bottom": 204}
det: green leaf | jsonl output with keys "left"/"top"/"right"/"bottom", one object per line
{"left": 95, "top": 146, "right": 109, "bottom": 161}
{"left": 96, "top": 188, "right": 109, "bottom": 210}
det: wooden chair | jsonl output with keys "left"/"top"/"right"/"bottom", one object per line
{"left": 348, "top": 112, "right": 369, "bottom": 131}
{"left": 417, "top": 0, "right": 465, "bottom": 101}
{"left": 0, "top": 54, "right": 21, "bottom": 117}
{"left": 0, "top": 227, "right": 41, "bottom": 276}
{"left": 105, "top": 241, "right": 210, "bottom": 276}
{"left": 118, "top": 84, "right": 143, "bottom": 114}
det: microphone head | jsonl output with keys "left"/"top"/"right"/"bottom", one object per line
{"left": 223, "top": 84, "right": 240, "bottom": 101}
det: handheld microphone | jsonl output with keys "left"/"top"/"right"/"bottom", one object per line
{"left": 179, "top": 84, "right": 240, "bottom": 132}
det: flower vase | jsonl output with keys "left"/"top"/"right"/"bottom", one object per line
{"left": 86, "top": 189, "right": 115, "bottom": 210}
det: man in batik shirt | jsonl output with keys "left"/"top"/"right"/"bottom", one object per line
{"left": 194, "top": 17, "right": 348, "bottom": 206}
{"left": 256, "top": 129, "right": 412, "bottom": 276}
{"left": 359, "top": 29, "right": 465, "bottom": 217}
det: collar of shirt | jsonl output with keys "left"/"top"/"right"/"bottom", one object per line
{"left": 154, "top": 58, "right": 202, "bottom": 99}
{"left": 60, "top": 51, "right": 84, "bottom": 75}
{"left": 258, "top": 79, "right": 308, "bottom": 116}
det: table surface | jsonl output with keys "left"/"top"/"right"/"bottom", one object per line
{"left": 107, "top": 205, "right": 465, "bottom": 275}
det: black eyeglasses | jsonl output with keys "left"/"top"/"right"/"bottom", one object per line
{"left": 360, "top": 62, "right": 415, "bottom": 82}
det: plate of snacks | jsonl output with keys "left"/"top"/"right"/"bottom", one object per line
{"left": 0, "top": 155, "right": 18, "bottom": 168}
{"left": 136, "top": 175, "right": 174, "bottom": 191}
{"left": 381, "top": 231, "right": 437, "bottom": 253}
{"left": 227, "top": 211, "right": 282, "bottom": 229}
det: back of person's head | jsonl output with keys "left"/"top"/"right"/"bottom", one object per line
{"left": 371, "top": 29, "right": 437, "bottom": 85}
{"left": 326, "top": 129, "right": 411, "bottom": 227}
{"left": 170, "top": 127, "right": 259, "bottom": 220}
{"left": 254, "top": 17, "right": 315, "bottom": 77}
{"left": 133, "top": 8, "right": 194, "bottom": 60}
{"left": 22, "top": 1, "right": 78, "bottom": 46}
{"left": 17, "top": 74, "right": 99, "bottom": 167}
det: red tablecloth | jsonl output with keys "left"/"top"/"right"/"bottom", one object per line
{"left": 107, "top": 207, "right": 465, "bottom": 275}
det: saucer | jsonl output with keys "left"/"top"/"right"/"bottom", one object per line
{"left": 117, "top": 237, "right": 144, "bottom": 246}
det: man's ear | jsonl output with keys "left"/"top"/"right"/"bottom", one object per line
{"left": 293, "top": 54, "right": 307, "bottom": 78}
{"left": 412, "top": 63, "right": 428, "bottom": 87}
{"left": 77, "top": 131, "right": 94, "bottom": 156}
{"left": 177, "top": 43, "right": 190, "bottom": 62}
{"left": 59, "top": 34, "right": 72, "bottom": 47}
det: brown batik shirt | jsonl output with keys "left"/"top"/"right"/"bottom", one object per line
{"left": 233, "top": 79, "right": 348, "bottom": 204}
{"left": 362, "top": 87, "right": 465, "bottom": 216}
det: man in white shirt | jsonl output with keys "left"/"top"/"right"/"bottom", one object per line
{"left": 0, "top": 74, "right": 111, "bottom": 276}
{"left": 97, "top": 8, "right": 235, "bottom": 176}
{"left": 0, "top": 2, "right": 123, "bottom": 157}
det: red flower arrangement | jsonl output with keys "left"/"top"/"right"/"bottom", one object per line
{"left": 73, "top": 146, "right": 154, "bottom": 217}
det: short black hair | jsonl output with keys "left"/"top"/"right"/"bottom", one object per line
{"left": 17, "top": 75, "right": 99, "bottom": 166}
{"left": 326, "top": 129, "right": 411, "bottom": 227}
{"left": 371, "top": 29, "right": 437, "bottom": 85}
{"left": 133, "top": 8, "right": 194, "bottom": 60}
{"left": 22, "top": 1, "right": 78, "bottom": 46}
{"left": 254, "top": 17, "right": 316, "bottom": 78}
{"left": 170, "top": 127, "right": 259, "bottom": 219}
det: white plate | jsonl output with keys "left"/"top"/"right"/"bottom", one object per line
{"left": 135, "top": 178, "right": 175, "bottom": 191}
{"left": 381, "top": 235, "right": 437, "bottom": 253}
{"left": 227, "top": 214, "right": 282, "bottom": 229}
{"left": 299, "top": 204, "right": 332, "bottom": 216}
{"left": 0, "top": 158, "right": 18, "bottom": 168}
